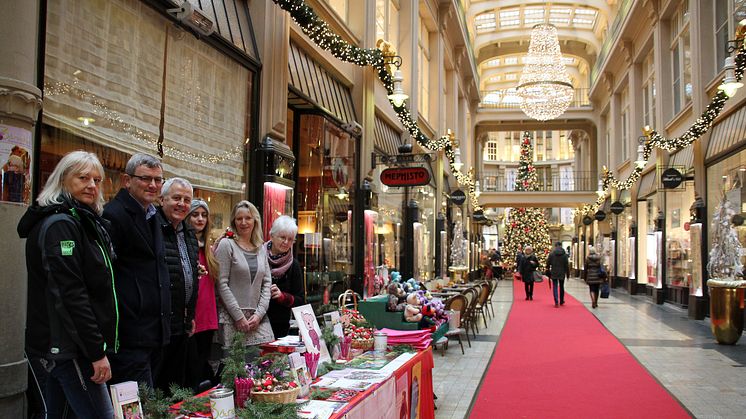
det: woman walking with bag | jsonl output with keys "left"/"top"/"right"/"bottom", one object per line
{"left": 519, "top": 246, "right": 539, "bottom": 300}
{"left": 583, "top": 246, "right": 605, "bottom": 309}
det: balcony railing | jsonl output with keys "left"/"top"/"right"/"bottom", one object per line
{"left": 479, "top": 88, "right": 591, "bottom": 109}
{"left": 480, "top": 171, "right": 597, "bottom": 192}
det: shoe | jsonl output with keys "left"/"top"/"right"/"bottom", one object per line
{"left": 529, "top": 296, "right": 533, "bottom": 300}
{"left": 554, "top": 304, "right": 559, "bottom": 308}
{"left": 525, "top": 297, "right": 529, "bottom": 300}
{"left": 560, "top": 301, "right": 565, "bottom": 306}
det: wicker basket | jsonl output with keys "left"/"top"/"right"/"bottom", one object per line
{"left": 250, "top": 386, "right": 300, "bottom": 404}
{"left": 351, "top": 338, "right": 374, "bottom": 351}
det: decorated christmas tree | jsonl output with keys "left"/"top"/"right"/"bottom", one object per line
{"left": 707, "top": 194, "right": 744, "bottom": 282}
{"left": 501, "top": 131, "right": 552, "bottom": 270}
{"left": 450, "top": 217, "right": 467, "bottom": 267}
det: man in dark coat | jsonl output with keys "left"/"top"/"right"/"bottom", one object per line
{"left": 155, "top": 177, "right": 200, "bottom": 391}
{"left": 103, "top": 153, "right": 171, "bottom": 387}
{"left": 546, "top": 241, "right": 570, "bottom": 307}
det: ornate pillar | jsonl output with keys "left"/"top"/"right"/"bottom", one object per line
{"left": 0, "top": 0, "right": 43, "bottom": 415}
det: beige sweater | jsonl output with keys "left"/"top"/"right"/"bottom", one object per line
{"left": 215, "top": 238, "right": 274, "bottom": 346}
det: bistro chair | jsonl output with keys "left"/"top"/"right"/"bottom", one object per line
{"left": 474, "top": 281, "right": 491, "bottom": 327}
{"left": 461, "top": 289, "right": 476, "bottom": 341}
{"left": 485, "top": 278, "right": 498, "bottom": 317}
{"left": 444, "top": 294, "right": 469, "bottom": 354}
{"left": 465, "top": 285, "right": 481, "bottom": 338}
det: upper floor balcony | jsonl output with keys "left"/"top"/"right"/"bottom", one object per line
{"left": 478, "top": 88, "right": 591, "bottom": 110}
{"left": 477, "top": 170, "right": 599, "bottom": 208}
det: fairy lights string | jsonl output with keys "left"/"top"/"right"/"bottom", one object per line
{"left": 44, "top": 80, "right": 243, "bottom": 164}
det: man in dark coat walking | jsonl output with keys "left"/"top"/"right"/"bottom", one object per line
{"left": 546, "top": 241, "right": 570, "bottom": 308}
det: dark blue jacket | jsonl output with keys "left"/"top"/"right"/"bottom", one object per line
{"left": 546, "top": 247, "right": 570, "bottom": 280}
{"left": 103, "top": 188, "right": 170, "bottom": 348}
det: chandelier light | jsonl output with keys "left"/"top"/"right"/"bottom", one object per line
{"left": 517, "top": 24, "right": 574, "bottom": 121}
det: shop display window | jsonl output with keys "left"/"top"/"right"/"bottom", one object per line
{"left": 665, "top": 181, "right": 695, "bottom": 287}
{"left": 294, "top": 114, "right": 357, "bottom": 309}
{"left": 412, "top": 186, "right": 436, "bottom": 280}
{"left": 707, "top": 153, "right": 746, "bottom": 273}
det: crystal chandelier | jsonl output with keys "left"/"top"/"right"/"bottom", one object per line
{"left": 517, "top": 24, "right": 574, "bottom": 121}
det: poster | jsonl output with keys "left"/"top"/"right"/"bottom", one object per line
{"left": 395, "top": 372, "right": 409, "bottom": 419}
{"left": 628, "top": 237, "right": 636, "bottom": 279}
{"left": 410, "top": 361, "right": 422, "bottom": 419}
{"left": 0, "top": 124, "right": 32, "bottom": 205}
{"left": 292, "top": 304, "right": 332, "bottom": 364}
{"left": 690, "top": 223, "right": 703, "bottom": 296}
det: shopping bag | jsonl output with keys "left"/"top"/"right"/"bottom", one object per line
{"left": 600, "top": 282, "right": 610, "bottom": 298}
{"left": 532, "top": 271, "right": 543, "bottom": 283}
{"left": 513, "top": 272, "right": 522, "bottom": 281}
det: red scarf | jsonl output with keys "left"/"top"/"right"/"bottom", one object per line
{"left": 265, "top": 241, "right": 293, "bottom": 278}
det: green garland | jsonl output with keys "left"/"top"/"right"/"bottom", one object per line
{"left": 310, "top": 388, "right": 335, "bottom": 400}
{"left": 237, "top": 401, "right": 306, "bottom": 419}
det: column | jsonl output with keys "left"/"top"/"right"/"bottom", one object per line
{"left": 0, "top": 0, "right": 43, "bottom": 415}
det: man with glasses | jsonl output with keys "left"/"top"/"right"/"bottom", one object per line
{"left": 103, "top": 153, "right": 171, "bottom": 387}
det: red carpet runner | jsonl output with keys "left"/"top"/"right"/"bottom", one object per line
{"left": 469, "top": 281, "right": 691, "bottom": 418}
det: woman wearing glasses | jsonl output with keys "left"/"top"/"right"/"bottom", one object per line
{"left": 214, "top": 201, "right": 274, "bottom": 350}
{"left": 265, "top": 215, "right": 305, "bottom": 338}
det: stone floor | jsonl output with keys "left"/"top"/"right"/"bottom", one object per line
{"left": 432, "top": 278, "right": 746, "bottom": 419}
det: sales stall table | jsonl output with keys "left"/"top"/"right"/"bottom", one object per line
{"left": 326, "top": 347, "right": 435, "bottom": 419}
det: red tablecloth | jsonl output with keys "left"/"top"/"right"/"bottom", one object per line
{"left": 329, "top": 348, "right": 435, "bottom": 419}
{"left": 170, "top": 348, "right": 435, "bottom": 419}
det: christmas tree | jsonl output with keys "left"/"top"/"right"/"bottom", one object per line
{"left": 501, "top": 131, "right": 552, "bottom": 270}
{"left": 450, "top": 217, "right": 467, "bottom": 267}
{"left": 707, "top": 194, "right": 744, "bottom": 282}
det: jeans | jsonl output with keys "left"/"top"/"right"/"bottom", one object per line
{"left": 32, "top": 357, "right": 114, "bottom": 419}
{"left": 551, "top": 278, "right": 566, "bottom": 304}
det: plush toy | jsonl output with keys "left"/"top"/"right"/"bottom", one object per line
{"left": 386, "top": 283, "right": 405, "bottom": 312}
{"left": 421, "top": 304, "right": 435, "bottom": 317}
{"left": 404, "top": 293, "right": 423, "bottom": 322}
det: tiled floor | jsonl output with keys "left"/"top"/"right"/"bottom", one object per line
{"left": 432, "top": 278, "right": 746, "bottom": 419}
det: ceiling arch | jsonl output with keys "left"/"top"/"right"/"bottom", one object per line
{"left": 468, "top": 0, "right": 612, "bottom": 24}
{"left": 473, "top": 28, "right": 601, "bottom": 56}
{"left": 476, "top": 40, "right": 596, "bottom": 69}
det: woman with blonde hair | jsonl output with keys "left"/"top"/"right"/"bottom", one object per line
{"left": 583, "top": 246, "right": 605, "bottom": 309}
{"left": 214, "top": 201, "right": 274, "bottom": 349}
{"left": 18, "top": 151, "right": 117, "bottom": 417}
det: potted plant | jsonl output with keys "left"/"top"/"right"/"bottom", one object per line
{"left": 706, "top": 195, "right": 746, "bottom": 344}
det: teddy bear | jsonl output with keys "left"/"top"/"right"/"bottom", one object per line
{"left": 404, "top": 292, "right": 423, "bottom": 322}
{"left": 386, "top": 283, "right": 406, "bottom": 312}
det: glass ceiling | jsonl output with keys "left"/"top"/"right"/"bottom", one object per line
{"left": 476, "top": 4, "right": 599, "bottom": 33}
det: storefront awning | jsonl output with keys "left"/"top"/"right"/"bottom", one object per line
{"left": 637, "top": 169, "right": 657, "bottom": 198}
{"left": 288, "top": 42, "right": 357, "bottom": 125}
{"left": 706, "top": 105, "right": 746, "bottom": 164}
{"left": 374, "top": 115, "right": 402, "bottom": 156}
{"left": 668, "top": 144, "right": 694, "bottom": 173}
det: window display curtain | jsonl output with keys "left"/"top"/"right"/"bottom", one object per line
{"left": 263, "top": 183, "right": 288, "bottom": 239}
{"left": 44, "top": 0, "right": 247, "bottom": 192}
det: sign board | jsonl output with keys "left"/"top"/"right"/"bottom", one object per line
{"left": 594, "top": 210, "right": 607, "bottom": 221}
{"left": 380, "top": 167, "right": 431, "bottom": 187}
{"left": 610, "top": 201, "right": 625, "bottom": 215}
{"left": 582, "top": 215, "right": 593, "bottom": 225}
{"left": 661, "top": 167, "right": 683, "bottom": 189}
{"left": 450, "top": 190, "right": 467, "bottom": 206}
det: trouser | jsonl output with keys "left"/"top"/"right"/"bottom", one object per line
{"left": 155, "top": 333, "right": 189, "bottom": 392}
{"left": 108, "top": 345, "right": 163, "bottom": 388}
{"left": 30, "top": 357, "right": 114, "bottom": 419}
{"left": 186, "top": 330, "right": 216, "bottom": 391}
{"left": 524, "top": 281, "right": 534, "bottom": 298}
{"left": 552, "top": 278, "right": 565, "bottom": 304}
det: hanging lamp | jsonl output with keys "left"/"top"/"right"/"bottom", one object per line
{"left": 517, "top": 23, "right": 574, "bottom": 121}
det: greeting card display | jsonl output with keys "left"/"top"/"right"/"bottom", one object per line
{"left": 109, "top": 381, "right": 143, "bottom": 419}
{"left": 292, "top": 304, "right": 332, "bottom": 364}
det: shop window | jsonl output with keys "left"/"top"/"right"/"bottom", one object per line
{"left": 665, "top": 181, "right": 695, "bottom": 287}
{"left": 295, "top": 114, "right": 357, "bottom": 308}
{"left": 375, "top": 0, "right": 399, "bottom": 48}
{"left": 707, "top": 154, "right": 746, "bottom": 273}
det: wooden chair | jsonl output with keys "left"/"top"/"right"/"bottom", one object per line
{"left": 444, "top": 295, "right": 469, "bottom": 354}
{"left": 474, "top": 281, "right": 491, "bottom": 328}
{"left": 461, "top": 289, "right": 476, "bottom": 340}
{"left": 465, "top": 285, "right": 481, "bottom": 338}
{"left": 485, "top": 278, "right": 498, "bottom": 317}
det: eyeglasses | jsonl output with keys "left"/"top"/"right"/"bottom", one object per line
{"left": 275, "top": 236, "right": 296, "bottom": 244}
{"left": 130, "top": 174, "right": 165, "bottom": 185}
